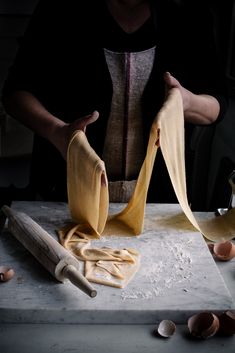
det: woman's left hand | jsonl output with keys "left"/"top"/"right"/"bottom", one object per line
{"left": 163, "top": 71, "right": 220, "bottom": 124}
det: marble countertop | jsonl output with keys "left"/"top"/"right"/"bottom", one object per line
{"left": 0, "top": 201, "right": 234, "bottom": 352}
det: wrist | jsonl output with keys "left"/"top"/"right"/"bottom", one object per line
{"left": 48, "top": 118, "right": 68, "bottom": 156}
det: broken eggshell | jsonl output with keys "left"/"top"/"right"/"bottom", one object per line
{"left": 0, "top": 266, "right": 15, "bottom": 282}
{"left": 157, "top": 320, "right": 176, "bottom": 338}
{"left": 207, "top": 243, "right": 215, "bottom": 254}
{"left": 213, "top": 241, "right": 235, "bottom": 261}
{"left": 188, "top": 312, "right": 220, "bottom": 339}
{"left": 219, "top": 311, "right": 235, "bottom": 335}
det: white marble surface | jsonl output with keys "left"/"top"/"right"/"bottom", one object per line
{"left": 0, "top": 201, "right": 234, "bottom": 325}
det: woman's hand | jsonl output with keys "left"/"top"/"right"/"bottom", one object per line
{"left": 163, "top": 72, "right": 220, "bottom": 125}
{"left": 53, "top": 110, "right": 99, "bottom": 160}
{"left": 56, "top": 110, "right": 107, "bottom": 186}
{"left": 164, "top": 71, "right": 191, "bottom": 111}
{"left": 2, "top": 90, "right": 100, "bottom": 160}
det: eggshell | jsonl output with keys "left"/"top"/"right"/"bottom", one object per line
{"left": 188, "top": 312, "right": 220, "bottom": 339}
{"left": 213, "top": 241, "right": 235, "bottom": 261}
{"left": 207, "top": 243, "right": 215, "bottom": 254}
{"left": 219, "top": 311, "right": 235, "bottom": 335}
{"left": 157, "top": 320, "right": 176, "bottom": 338}
{"left": 0, "top": 266, "right": 15, "bottom": 282}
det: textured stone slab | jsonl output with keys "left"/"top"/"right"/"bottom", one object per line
{"left": 0, "top": 201, "right": 234, "bottom": 324}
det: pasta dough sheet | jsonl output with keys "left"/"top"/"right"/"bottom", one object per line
{"left": 60, "top": 109, "right": 160, "bottom": 287}
{"left": 60, "top": 126, "right": 157, "bottom": 287}
{"left": 59, "top": 88, "right": 235, "bottom": 288}
{"left": 159, "top": 88, "right": 235, "bottom": 242}
{"left": 85, "top": 250, "right": 140, "bottom": 288}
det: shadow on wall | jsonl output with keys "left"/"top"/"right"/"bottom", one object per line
{"left": 0, "top": 0, "right": 235, "bottom": 210}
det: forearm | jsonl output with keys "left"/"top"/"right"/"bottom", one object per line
{"left": 164, "top": 72, "right": 221, "bottom": 125}
{"left": 3, "top": 90, "right": 66, "bottom": 150}
{"left": 184, "top": 91, "right": 220, "bottom": 125}
{"left": 3, "top": 90, "right": 99, "bottom": 160}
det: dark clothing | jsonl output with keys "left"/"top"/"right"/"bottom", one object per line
{"left": 2, "top": 0, "right": 228, "bottom": 202}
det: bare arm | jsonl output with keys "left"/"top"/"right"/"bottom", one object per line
{"left": 164, "top": 72, "right": 220, "bottom": 125}
{"left": 3, "top": 90, "right": 99, "bottom": 159}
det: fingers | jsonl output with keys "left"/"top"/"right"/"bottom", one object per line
{"left": 76, "top": 110, "right": 99, "bottom": 133}
{"left": 164, "top": 71, "right": 178, "bottom": 87}
{"left": 85, "top": 110, "right": 99, "bottom": 125}
{"left": 164, "top": 71, "right": 171, "bottom": 81}
{"left": 163, "top": 71, "right": 171, "bottom": 85}
{"left": 167, "top": 72, "right": 182, "bottom": 88}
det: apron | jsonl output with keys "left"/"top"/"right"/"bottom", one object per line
{"left": 102, "top": 46, "right": 156, "bottom": 202}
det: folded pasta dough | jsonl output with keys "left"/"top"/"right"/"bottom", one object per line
{"left": 85, "top": 254, "right": 140, "bottom": 288}
{"left": 62, "top": 126, "right": 159, "bottom": 287}
{"left": 67, "top": 130, "right": 109, "bottom": 238}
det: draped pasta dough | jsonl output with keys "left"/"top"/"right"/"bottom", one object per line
{"left": 59, "top": 87, "right": 235, "bottom": 288}
{"left": 159, "top": 88, "right": 235, "bottom": 242}
{"left": 59, "top": 97, "right": 160, "bottom": 287}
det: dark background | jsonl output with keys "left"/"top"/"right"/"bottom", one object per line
{"left": 0, "top": 0, "right": 234, "bottom": 210}
{"left": 0, "top": 0, "right": 38, "bottom": 183}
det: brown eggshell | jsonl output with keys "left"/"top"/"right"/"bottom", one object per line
{"left": 219, "top": 311, "right": 235, "bottom": 335}
{"left": 213, "top": 241, "right": 235, "bottom": 261}
{"left": 157, "top": 320, "right": 176, "bottom": 338}
{"left": 188, "top": 312, "right": 220, "bottom": 339}
{"left": 207, "top": 243, "right": 215, "bottom": 254}
{"left": 0, "top": 266, "right": 15, "bottom": 282}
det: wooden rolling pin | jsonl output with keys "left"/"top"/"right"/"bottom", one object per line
{"left": 1, "top": 205, "right": 97, "bottom": 298}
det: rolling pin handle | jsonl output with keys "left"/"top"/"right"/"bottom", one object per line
{"left": 62, "top": 264, "right": 97, "bottom": 298}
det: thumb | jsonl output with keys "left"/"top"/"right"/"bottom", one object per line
{"left": 80, "top": 110, "right": 99, "bottom": 132}
{"left": 164, "top": 72, "right": 180, "bottom": 88}
{"left": 164, "top": 71, "right": 173, "bottom": 86}
{"left": 85, "top": 110, "right": 99, "bottom": 126}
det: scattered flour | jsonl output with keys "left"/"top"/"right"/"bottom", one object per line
{"left": 121, "top": 237, "right": 193, "bottom": 300}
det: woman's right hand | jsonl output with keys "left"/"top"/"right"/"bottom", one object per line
{"left": 53, "top": 110, "right": 99, "bottom": 160}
